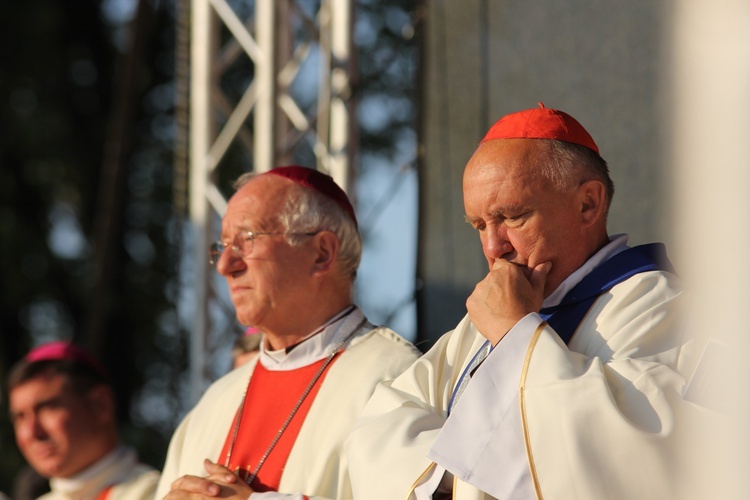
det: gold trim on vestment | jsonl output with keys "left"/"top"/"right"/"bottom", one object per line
{"left": 520, "top": 322, "right": 547, "bottom": 500}
{"left": 406, "top": 461, "right": 437, "bottom": 500}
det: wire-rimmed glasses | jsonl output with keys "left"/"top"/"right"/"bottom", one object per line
{"left": 208, "top": 230, "right": 318, "bottom": 265}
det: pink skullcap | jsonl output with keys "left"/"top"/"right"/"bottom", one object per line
{"left": 25, "top": 341, "right": 109, "bottom": 378}
{"left": 244, "top": 326, "right": 261, "bottom": 336}
{"left": 481, "top": 102, "right": 599, "bottom": 155}
{"left": 263, "top": 166, "right": 357, "bottom": 227}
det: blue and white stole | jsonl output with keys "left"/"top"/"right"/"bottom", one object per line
{"left": 448, "top": 243, "right": 675, "bottom": 415}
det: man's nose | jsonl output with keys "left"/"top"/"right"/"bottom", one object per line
{"left": 216, "top": 246, "right": 246, "bottom": 276}
{"left": 483, "top": 226, "right": 513, "bottom": 261}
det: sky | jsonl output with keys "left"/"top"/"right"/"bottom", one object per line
{"left": 355, "top": 156, "right": 418, "bottom": 341}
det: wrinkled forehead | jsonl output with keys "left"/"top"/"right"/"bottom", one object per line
{"left": 223, "top": 176, "right": 294, "bottom": 232}
{"left": 465, "top": 139, "right": 544, "bottom": 184}
{"left": 463, "top": 140, "right": 558, "bottom": 213}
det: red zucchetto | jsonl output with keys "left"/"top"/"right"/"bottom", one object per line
{"left": 25, "top": 341, "right": 109, "bottom": 378}
{"left": 481, "top": 102, "right": 599, "bottom": 155}
{"left": 263, "top": 166, "right": 358, "bottom": 228}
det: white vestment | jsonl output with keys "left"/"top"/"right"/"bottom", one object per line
{"left": 156, "top": 308, "right": 419, "bottom": 500}
{"left": 346, "top": 237, "right": 715, "bottom": 500}
{"left": 41, "top": 446, "right": 159, "bottom": 500}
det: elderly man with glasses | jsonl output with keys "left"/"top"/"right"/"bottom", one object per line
{"left": 156, "top": 166, "right": 419, "bottom": 500}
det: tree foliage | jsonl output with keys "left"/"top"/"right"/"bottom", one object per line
{"left": 0, "top": 0, "right": 182, "bottom": 489}
{"left": 0, "top": 0, "right": 419, "bottom": 492}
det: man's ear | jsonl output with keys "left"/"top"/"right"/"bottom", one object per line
{"left": 85, "top": 385, "right": 116, "bottom": 424}
{"left": 311, "top": 230, "right": 339, "bottom": 275}
{"left": 578, "top": 179, "right": 607, "bottom": 227}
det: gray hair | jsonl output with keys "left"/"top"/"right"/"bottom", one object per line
{"left": 234, "top": 172, "right": 362, "bottom": 280}
{"left": 535, "top": 139, "right": 615, "bottom": 215}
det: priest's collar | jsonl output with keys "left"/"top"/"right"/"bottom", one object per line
{"left": 260, "top": 305, "right": 362, "bottom": 371}
{"left": 543, "top": 234, "right": 629, "bottom": 308}
{"left": 49, "top": 445, "right": 136, "bottom": 498}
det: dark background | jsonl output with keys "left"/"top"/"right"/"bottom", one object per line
{"left": 0, "top": 0, "right": 420, "bottom": 492}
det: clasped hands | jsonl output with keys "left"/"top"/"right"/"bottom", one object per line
{"left": 466, "top": 259, "right": 551, "bottom": 346}
{"left": 165, "top": 459, "right": 254, "bottom": 499}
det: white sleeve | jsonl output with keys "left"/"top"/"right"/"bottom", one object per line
{"left": 427, "top": 313, "right": 541, "bottom": 498}
{"left": 155, "top": 411, "right": 193, "bottom": 499}
{"left": 345, "top": 323, "right": 473, "bottom": 500}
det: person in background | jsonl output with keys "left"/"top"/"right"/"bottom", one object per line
{"left": 1, "top": 390, "right": 50, "bottom": 499}
{"left": 7, "top": 341, "right": 160, "bottom": 500}
{"left": 230, "top": 327, "right": 262, "bottom": 370}
{"left": 158, "top": 166, "right": 420, "bottom": 499}
{"left": 346, "top": 104, "right": 705, "bottom": 499}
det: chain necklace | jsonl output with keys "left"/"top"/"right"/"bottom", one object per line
{"left": 224, "top": 313, "right": 366, "bottom": 486}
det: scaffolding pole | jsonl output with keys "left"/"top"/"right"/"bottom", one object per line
{"left": 187, "top": 0, "right": 356, "bottom": 401}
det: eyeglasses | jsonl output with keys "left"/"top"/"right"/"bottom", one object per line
{"left": 208, "top": 230, "right": 318, "bottom": 265}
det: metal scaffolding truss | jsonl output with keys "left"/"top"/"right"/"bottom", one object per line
{"left": 188, "top": 0, "right": 356, "bottom": 401}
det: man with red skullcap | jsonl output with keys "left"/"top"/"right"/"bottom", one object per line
{"left": 158, "top": 167, "right": 419, "bottom": 499}
{"left": 346, "top": 104, "right": 706, "bottom": 499}
{"left": 7, "top": 341, "right": 160, "bottom": 500}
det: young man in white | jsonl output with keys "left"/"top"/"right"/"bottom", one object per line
{"left": 9, "top": 341, "right": 159, "bottom": 500}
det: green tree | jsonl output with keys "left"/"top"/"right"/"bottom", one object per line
{"left": 0, "top": 0, "right": 420, "bottom": 493}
